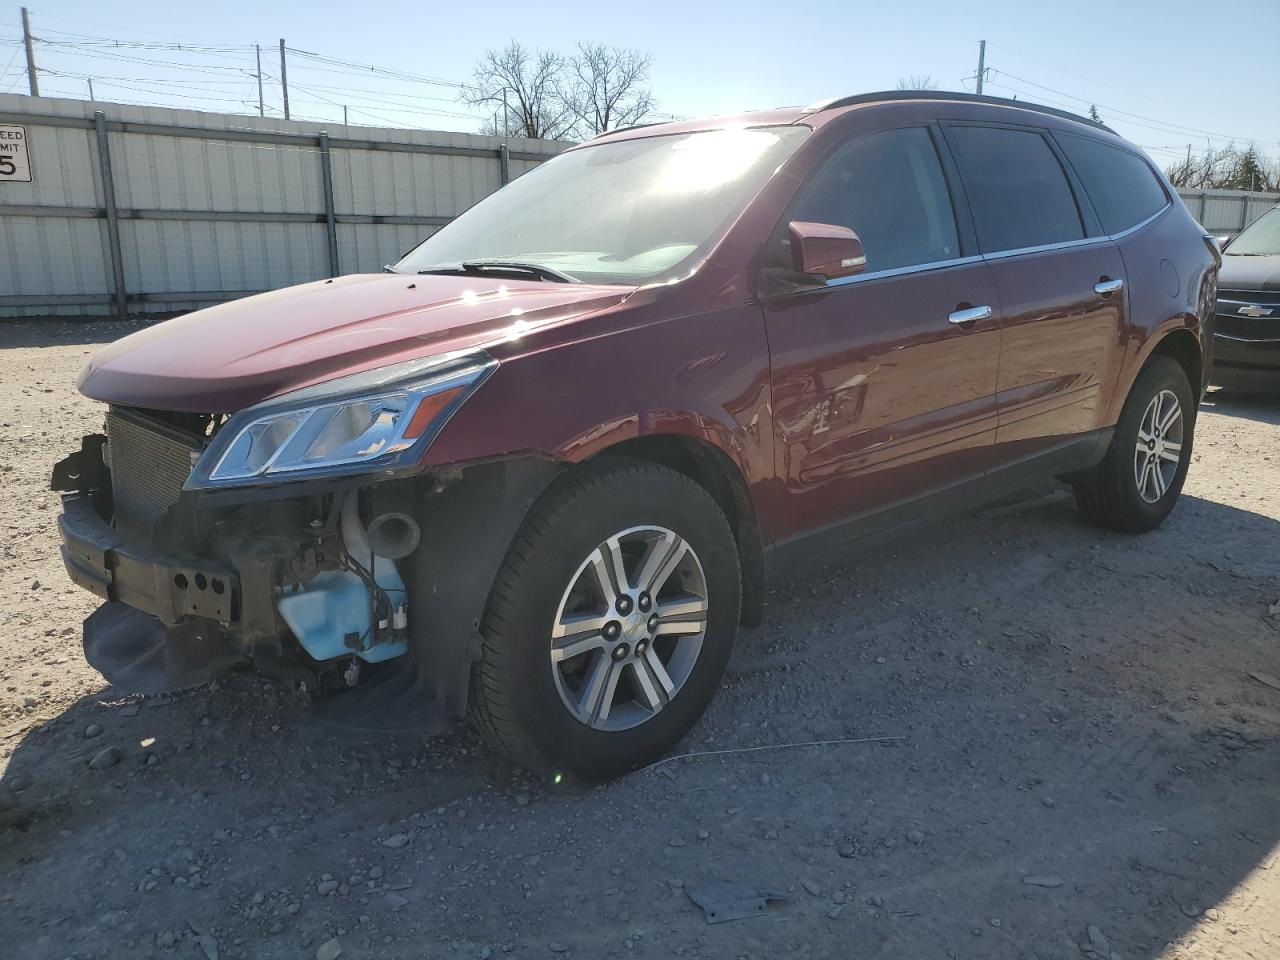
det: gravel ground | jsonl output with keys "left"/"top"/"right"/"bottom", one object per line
{"left": 2, "top": 319, "right": 1279, "bottom": 960}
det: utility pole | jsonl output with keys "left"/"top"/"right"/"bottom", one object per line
{"left": 21, "top": 6, "right": 39, "bottom": 96}
{"left": 255, "top": 44, "right": 264, "bottom": 117}
{"left": 502, "top": 87, "right": 510, "bottom": 138}
{"left": 278, "top": 39, "right": 290, "bottom": 120}
{"left": 975, "top": 40, "right": 986, "bottom": 95}
{"left": 342, "top": 104, "right": 348, "bottom": 126}
{"left": 86, "top": 77, "right": 94, "bottom": 100}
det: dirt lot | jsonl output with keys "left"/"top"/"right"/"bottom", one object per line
{"left": 2, "top": 319, "right": 1278, "bottom": 960}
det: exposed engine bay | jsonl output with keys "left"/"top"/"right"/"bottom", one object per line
{"left": 52, "top": 403, "right": 427, "bottom": 696}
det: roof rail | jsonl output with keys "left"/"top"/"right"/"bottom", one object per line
{"left": 801, "top": 90, "right": 1114, "bottom": 134}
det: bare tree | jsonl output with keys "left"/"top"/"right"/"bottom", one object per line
{"left": 896, "top": 75, "right": 939, "bottom": 91}
{"left": 461, "top": 41, "right": 577, "bottom": 141}
{"left": 562, "top": 42, "right": 655, "bottom": 137}
{"left": 1166, "top": 142, "right": 1280, "bottom": 191}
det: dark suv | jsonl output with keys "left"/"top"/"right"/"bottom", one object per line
{"left": 1213, "top": 203, "right": 1280, "bottom": 391}
{"left": 55, "top": 92, "right": 1218, "bottom": 779}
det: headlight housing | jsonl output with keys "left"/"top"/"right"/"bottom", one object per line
{"left": 186, "top": 350, "right": 496, "bottom": 489}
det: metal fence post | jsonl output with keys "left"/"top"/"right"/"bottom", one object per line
{"left": 93, "top": 110, "right": 128, "bottom": 316}
{"left": 318, "top": 131, "right": 339, "bottom": 277}
{"left": 499, "top": 143, "right": 510, "bottom": 186}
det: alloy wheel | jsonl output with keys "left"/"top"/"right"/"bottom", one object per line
{"left": 1133, "top": 388, "right": 1184, "bottom": 504}
{"left": 549, "top": 525, "right": 709, "bottom": 731}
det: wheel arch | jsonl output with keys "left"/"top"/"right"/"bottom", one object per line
{"left": 590, "top": 434, "right": 766, "bottom": 629}
{"left": 1111, "top": 322, "right": 1204, "bottom": 425}
{"left": 1147, "top": 327, "right": 1203, "bottom": 400}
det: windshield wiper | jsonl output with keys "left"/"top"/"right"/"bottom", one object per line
{"left": 417, "top": 261, "right": 578, "bottom": 283}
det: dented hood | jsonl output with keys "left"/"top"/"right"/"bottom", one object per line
{"left": 77, "top": 273, "right": 634, "bottom": 412}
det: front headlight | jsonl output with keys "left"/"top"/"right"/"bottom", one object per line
{"left": 187, "top": 350, "right": 496, "bottom": 489}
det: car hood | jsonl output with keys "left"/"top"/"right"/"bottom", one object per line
{"left": 1219, "top": 253, "right": 1280, "bottom": 292}
{"left": 77, "top": 273, "right": 635, "bottom": 412}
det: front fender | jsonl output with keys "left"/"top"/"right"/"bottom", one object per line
{"left": 423, "top": 302, "right": 774, "bottom": 496}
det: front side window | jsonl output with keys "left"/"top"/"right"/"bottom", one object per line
{"left": 394, "top": 126, "right": 810, "bottom": 285}
{"left": 1227, "top": 207, "right": 1280, "bottom": 256}
{"left": 947, "top": 126, "right": 1084, "bottom": 253}
{"left": 784, "top": 126, "right": 960, "bottom": 273}
{"left": 1057, "top": 134, "right": 1168, "bottom": 235}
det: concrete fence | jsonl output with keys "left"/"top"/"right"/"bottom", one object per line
{"left": 0, "top": 94, "right": 565, "bottom": 318}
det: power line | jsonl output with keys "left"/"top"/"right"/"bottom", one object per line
{"left": 988, "top": 67, "right": 1279, "bottom": 148}
{"left": 4, "top": 10, "right": 250, "bottom": 46}
{"left": 40, "top": 70, "right": 257, "bottom": 103}
{"left": 32, "top": 39, "right": 256, "bottom": 75}
{"left": 0, "top": 36, "right": 20, "bottom": 85}
{"left": 284, "top": 47, "right": 464, "bottom": 89}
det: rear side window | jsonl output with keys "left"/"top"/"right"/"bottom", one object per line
{"left": 946, "top": 126, "right": 1084, "bottom": 253}
{"left": 786, "top": 127, "right": 960, "bottom": 272}
{"left": 1056, "top": 134, "right": 1168, "bottom": 235}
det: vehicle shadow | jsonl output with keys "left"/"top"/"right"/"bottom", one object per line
{"left": 2, "top": 490, "right": 1279, "bottom": 959}
{"left": 0, "top": 317, "right": 157, "bottom": 350}
{"left": 1202, "top": 387, "right": 1280, "bottom": 424}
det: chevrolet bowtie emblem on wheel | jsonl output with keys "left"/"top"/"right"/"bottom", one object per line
{"left": 1237, "top": 304, "right": 1274, "bottom": 318}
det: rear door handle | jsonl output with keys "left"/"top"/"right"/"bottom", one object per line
{"left": 1094, "top": 277, "right": 1124, "bottom": 296}
{"left": 948, "top": 304, "right": 992, "bottom": 325}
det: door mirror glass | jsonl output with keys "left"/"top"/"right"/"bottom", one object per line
{"left": 789, "top": 221, "right": 866, "bottom": 279}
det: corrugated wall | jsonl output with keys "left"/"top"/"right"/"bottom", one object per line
{"left": 4, "top": 95, "right": 1276, "bottom": 320}
{"left": 1175, "top": 188, "right": 1278, "bottom": 237}
{"left": 0, "top": 94, "right": 565, "bottom": 318}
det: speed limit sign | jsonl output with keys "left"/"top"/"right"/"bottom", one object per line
{"left": 0, "top": 125, "right": 31, "bottom": 182}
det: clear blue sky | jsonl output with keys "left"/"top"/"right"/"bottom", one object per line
{"left": 4, "top": 0, "right": 1278, "bottom": 171}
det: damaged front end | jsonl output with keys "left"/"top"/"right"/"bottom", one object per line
{"left": 52, "top": 352, "right": 494, "bottom": 698}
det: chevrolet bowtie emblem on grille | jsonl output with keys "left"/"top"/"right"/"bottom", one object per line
{"left": 1237, "top": 304, "right": 1274, "bottom": 318}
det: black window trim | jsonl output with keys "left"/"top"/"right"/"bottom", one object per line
{"left": 1049, "top": 129, "right": 1173, "bottom": 240}
{"left": 936, "top": 119, "right": 1103, "bottom": 258}
{"left": 761, "top": 119, "right": 986, "bottom": 297}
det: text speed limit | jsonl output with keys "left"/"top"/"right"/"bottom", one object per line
{"left": 0, "top": 125, "right": 32, "bottom": 182}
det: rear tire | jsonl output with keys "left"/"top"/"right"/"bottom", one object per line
{"left": 1073, "top": 356, "right": 1194, "bottom": 533}
{"left": 469, "top": 459, "right": 741, "bottom": 781}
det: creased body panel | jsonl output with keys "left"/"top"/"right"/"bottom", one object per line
{"left": 762, "top": 260, "right": 1002, "bottom": 542}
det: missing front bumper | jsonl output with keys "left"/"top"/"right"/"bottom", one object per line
{"left": 83, "top": 602, "right": 244, "bottom": 695}
{"left": 58, "top": 491, "right": 239, "bottom": 625}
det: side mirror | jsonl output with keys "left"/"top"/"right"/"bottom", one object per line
{"left": 789, "top": 221, "right": 866, "bottom": 280}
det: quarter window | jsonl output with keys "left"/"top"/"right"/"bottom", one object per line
{"left": 786, "top": 127, "right": 960, "bottom": 273}
{"left": 1056, "top": 134, "right": 1168, "bottom": 235}
{"left": 946, "top": 126, "right": 1084, "bottom": 253}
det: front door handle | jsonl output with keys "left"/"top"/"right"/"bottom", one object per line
{"left": 1094, "top": 277, "right": 1124, "bottom": 296}
{"left": 948, "top": 304, "right": 992, "bottom": 325}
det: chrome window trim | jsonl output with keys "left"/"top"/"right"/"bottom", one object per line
{"left": 823, "top": 254, "right": 984, "bottom": 288}
{"left": 983, "top": 235, "right": 1106, "bottom": 261}
{"left": 1107, "top": 202, "right": 1171, "bottom": 241}
{"left": 978, "top": 202, "right": 1170, "bottom": 261}
{"left": 809, "top": 187, "right": 1171, "bottom": 291}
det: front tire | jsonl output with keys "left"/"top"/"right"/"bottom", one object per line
{"left": 1073, "top": 356, "right": 1195, "bottom": 533}
{"left": 469, "top": 459, "right": 741, "bottom": 780}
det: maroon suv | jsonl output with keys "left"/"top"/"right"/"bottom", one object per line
{"left": 55, "top": 92, "right": 1218, "bottom": 779}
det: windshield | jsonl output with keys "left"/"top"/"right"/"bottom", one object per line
{"left": 1228, "top": 207, "right": 1280, "bottom": 256}
{"left": 394, "top": 126, "right": 810, "bottom": 285}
